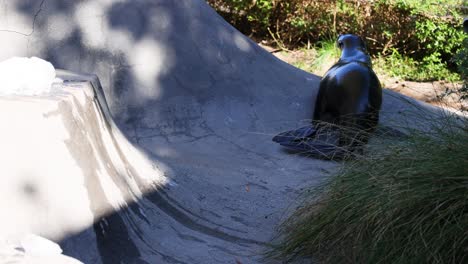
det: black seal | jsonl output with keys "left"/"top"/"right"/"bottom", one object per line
{"left": 273, "top": 34, "right": 382, "bottom": 158}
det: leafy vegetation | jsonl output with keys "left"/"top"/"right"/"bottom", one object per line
{"left": 207, "top": 0, "right": 466, "bottom": 81}
{"left": 272, "top": 111, "right": 468, "bottom": 263}
{"left": 374, "top": 49, "right": 460, "bottom": 82}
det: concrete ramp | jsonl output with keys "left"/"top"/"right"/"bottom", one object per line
{"left": 0, "top": 1, "right": 435, "bottom": 263}
{"left": 0, "top": 72, "right": 165, "bottom": 263}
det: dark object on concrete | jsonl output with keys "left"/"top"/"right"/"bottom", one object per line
{"left": 273, "top": 34, "right": 382, "bottom": 158}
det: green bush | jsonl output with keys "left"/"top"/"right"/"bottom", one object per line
{"left": 207, "top": 0, "right": 290, "bottom": 37}
{"left": 207, "top": 0, "right": 465, "bottom": 81}
{"left": 375, "top": 49, "right": 460, "bottom": 81}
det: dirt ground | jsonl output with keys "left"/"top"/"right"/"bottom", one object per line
{"left": 259, "top": 44, "right": 467, "bottom": 112}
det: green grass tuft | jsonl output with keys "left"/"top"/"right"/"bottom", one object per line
{"left": 291, "top": 40, "right": 340, "bottom": 75}
{"left": 273, "top": 113, "right": 468, "bottom": 263}
{"left": 309, "top": 40, "right": 340, "bottom": 74}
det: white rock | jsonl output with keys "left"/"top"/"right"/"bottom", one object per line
{"left": 19, "top": 234, "right": 62, "bottom": 257}
{"left": 0, "top": 234, "right": 84, "bottom": 263}
{"left": 0, "top": 57, "right": 56, "bottom": 96}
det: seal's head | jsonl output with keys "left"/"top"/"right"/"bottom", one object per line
{"left": 337, "top": 34, "right": 371, "bottom": 65}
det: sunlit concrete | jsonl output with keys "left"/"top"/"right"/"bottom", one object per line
{"left": 0, "top": 72, "right": 165, "bottom": 240}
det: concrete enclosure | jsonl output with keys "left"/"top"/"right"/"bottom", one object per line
{"left": 0, "top": 0, "right": 434, "bottom": 263}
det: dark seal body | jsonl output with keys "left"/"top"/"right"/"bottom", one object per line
{"left": 314, "top": 36, "right": 382, "bottom": 148}
{"left": 273, "top": 34, "right": 382, "bottom": 157}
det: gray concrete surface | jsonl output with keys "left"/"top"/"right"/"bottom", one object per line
{"left": 0, "top": 1, "right": 442, "bottom": 263}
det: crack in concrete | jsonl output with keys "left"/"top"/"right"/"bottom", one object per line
{"left": 0, "top": 0, "right": 45, "bottom": 36}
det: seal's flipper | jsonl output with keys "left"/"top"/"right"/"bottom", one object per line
{"left": 272, "top": 125, "right": 317, "bottom": 145}
{"left": 280, "top": 138, "right": 335, "bottom": 152}
{"left": 280, "top": 138, "right": 349, "bottom": 160}
{"left": 273, "top": 126, "right": 350, "bottom": 159}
